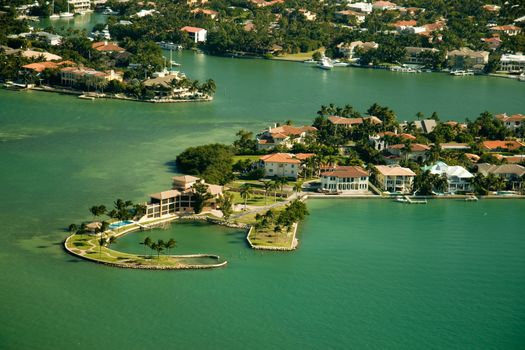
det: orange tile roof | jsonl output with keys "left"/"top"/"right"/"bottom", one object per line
{"left": 377, "top": 132, "right": 416, "bottom": 140}
{"left": 259, "top": 153, "right": 302, "bottom": 164}
{"left": 482, "top": 140, "right": 525, "bottom": 151}
{"left": 22, "top": 60, "right": 73, "bottom": 72}
{"left": 328, "top": 116, "right": 363, "bottom": 125}
{"left": 92, "top": 41, "right": 125, "bottom": 52}
{"left": 393, "top": 20, "right": 417, "bottom": 27}
{"left": 388, "top": 143, "right": 431, "bottom": 152}
{"left": 181, "top": 26, "right": 206, "bottom": 33}
{"left": 295, "top": 153, "right": 315, "bottom": 160}
{"left": 321, "top": 166, "right": 369, "bottom": 178}
{"left": 269, "top": 125, "right": 316, "bottom": 136}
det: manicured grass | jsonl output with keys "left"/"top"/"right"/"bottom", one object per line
{"left": 232, "top": 155, "right": 261, "bottom": 163}
{"left": 230, "top": 190, "right": 284, "bottom": 207}
{"left": 65, "top": 229, "right": 223, "bottom": 268}
{"left": 248, "top": 226, "right": 295, "bottom": 248}
{"left": 271, "top": 48, "right": 325, "bottom": 61}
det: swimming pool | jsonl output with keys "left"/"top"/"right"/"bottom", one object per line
{"left": 109, "top": 220, "right": 134, "bottom": 229}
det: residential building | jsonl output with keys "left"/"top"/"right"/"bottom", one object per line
{"left": 422, "top": 161, "right": 474, "bottom": 193}
{"left": 374, "top": 165, "right": 416, "bottom": 194}
{"left": 249, "top": 0, "right": 284, "bottom": 7}
{"left": 337, "top": 41, "right": 378, "bottom": 59}
{"left": 481, "top": 35, "right": 502, "bottom": 50}
{"left": 91, "top": 41, "right": 126, "bottom": 53}
{"left": 145, "top": 175, "right": 223, "bottom": 219}
{"left": 498, "top": 54, "right": 525, "bottom": 73}
{"left": 190, "top": 8, "right": 218, "bottom": 19}
{"left": 328, "top": 116, "right": 382, "bottom": 129}
{"left": 180, "top": 26, "right": 207, "bottom": 43}
{"left": 298, "top": 9, "right": 316, "bottom": 21}
{"left": 385, "top": 143, "right": 430, "bottom": 163}
{"left": 477, "top": 163, "right": 525, "bottom": 190}
{"left": 22, "top": 60, "right": 73, "bottom": 73}
{"left": 404, "top": 47, "right": 440, "bottom": 65}
{"left": 490, "top": 25, "right": 522, "bottom": 36}
{"left": 68, "top": 0, "right": 91, "bottom": 13}
{"left": 400, "top": 119, "right": 437, "bottom": 134}
{"left": 335, "top": 10, "right": 366, "bottom": 24}
{"left": 369, "top": 132, "right": 416, "bottom": 151}
{"left": 482, "top": 140, "right": 525, "bottom": 152}
{"left": 320, "top": 166, "right": 369, "bottom": 193}
{"left": 347, "top": 2, "right": 373, "bottom": 14}
{"left": 439, "top": 142, "right": 471, "bottom": 151}
{"left": 393, "top": 20, "right": 418, "bottom": 32}
{"left": 372, "top": 1, "right": 397, "bottom": 11}
{"left": 447, "top": 47, "right": 489, "bottom": 70}
{"left": 259, "top": 153, "right": 314, "bottom": 179}
{"left": 60, "top": 67, "right": 123, "bottom": 88}
{"left": 482, "top": 4, "right": 501, "bottom": 12}
{"left": 495, "top": 113, "right": 525, "bottom": 130}
{"left": 32, "top": 31, "right": 62, "bottom": 46}
{"left": 13, "top": 49, "right": 62, "bottom": 61}
{"left": 256, "top": 124, "right": 317, "bottom": 150}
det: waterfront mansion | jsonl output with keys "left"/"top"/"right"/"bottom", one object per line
{"left": 145, "top": 175, "right": 222, "bottom": 219}
{"left": 320, "top": 166, "right": 370, "bottom": 194}
{"left": 258, "top": 153, "right": 314, "bottom": 179}
{"left": 374, "top": 165, "right": 416, "bottom": 194}
{"left": 256, "top": 124, "right": 317, "bottom": 150}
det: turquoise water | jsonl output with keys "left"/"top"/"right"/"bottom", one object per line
{"left": 1, "top": 50, "right": 525, "bottom": 349}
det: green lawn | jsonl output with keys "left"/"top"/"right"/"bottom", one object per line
{"left": 230, "top": 190, "right": 284, "bottom": 207}
{"left": 247, "top": 226, "right": 295, "bottom": 249}
{"left": 232, "top": 155, "right": 261, "bottom": 163}
{"left": 271, "top": 48, "right": 325, "bottom": 62}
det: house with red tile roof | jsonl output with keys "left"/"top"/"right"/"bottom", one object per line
{"left": 490, "top": 25, "right": 522, "bottom": 36}
{"left": 320, "top": 166, "right": 369, "bottom": 193}
{"left": 22, "top": 60, "right": 73, "bottom": 73}
{"left": 181, "top": 26, "right": 207, "bottom": 42}
{"left": 372, "top": 1, "right": 397, "bottom": 11}
{"left": 60, "top": 66, "right": 123, "bottom": 88}
{"left": 495, "top": 113, "right": 525, "bottom": 130}
{"left": 328, "top": 116, "right": 382, "bottom": 129}
{"left": 91, "top": 41, "right": 126, "bottom": 53}
{"left": 259, "top": 153, "right": 314, "bottom": 179}
{"left": 190, "top": 8, "right": 218, "bottom": 19}
{"left": 385, "top": 143, "right": 430, "bottom": 163}
{"left": 482, "top": 140, "right": 525, "bottom": 152}
{"left": 257, "top": 124, "right": 317, "bottom": 150}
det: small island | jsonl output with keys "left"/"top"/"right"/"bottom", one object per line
{"left": 63, "top": 102, "right": 524, "bottom": 270}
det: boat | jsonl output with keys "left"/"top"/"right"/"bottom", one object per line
{"left": 169, "top": 49, "right": 181, "bottom": 67}
{"left": 464, "top": 194, "right": 478, "bottom": 202}
{"left": 332, "top": 60, "right": 350, "bottom": 67}
{"left": 102, "top": 7, "right": 119, "bottom": 15}
{"left": 390, "top": 65, "right": 421, "bottom": 73}
{"left": 519, "top": 73, "right": 525, "bottom": 82}
{"left": 49, "top": 0, "right": 60, "bottom": 19}
{"left": 317, "top": 57, "right": 333, "bottom": 70}
{"left": 394, "top": 195, "right": 427, "bottom": 204}
{"left": 303, "top": 58, "right": 317, "bottom": 64}
{"left": 450, "top": 69, "right": 474, "bottom": 76}
{"left": 60, "top": 2, "right": 74, "bottom": 18}
{"left": 156, "top": 41, "right": 183, "bottom": 50}
{"left": 394, "top": 195, "right": 409, "bottom": 203}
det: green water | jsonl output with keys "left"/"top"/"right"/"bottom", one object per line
{"left": 1, "top": 51, "right": 525, "bottom": 349}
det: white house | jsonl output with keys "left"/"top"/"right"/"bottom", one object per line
{"left": 477, "top": 163, "right": 525, "bottom": 190}
{"left": 259, "top": 153, "right": 314, "bottom": 179}
{"left": 495, "top": 113, "right": 525, "bottom": 130}
{"left": 347, "top": 2, "right": 373, "bottom": 14}
{"left": 498, "top": 54, "right": 525, "bottom": 73}
{"left": 422, "top": 161, "right": 474, "bottom": 193}
{"left": 374, "top": 165, "right": 416, "bottom": 194}
{"left": 181, "top": 26, "right": 207, "bottom": 43}
{"left": 320, "top": 166, "right": 369, "bottom": 193}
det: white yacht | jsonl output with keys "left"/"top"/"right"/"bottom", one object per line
{"left": 49, "top": 0, "right": 60, "bottom": 19}
{"left": 317, "top": 56, "right": 333, "bottom": 70}
{"left": 519, "top": 73, "right": 525, "bottom": 82}
{"left": 60, "top": 3, "right": 74, "bottom": 18}
{"left": 450, "top": 69, "right": 474, "bottom": 76}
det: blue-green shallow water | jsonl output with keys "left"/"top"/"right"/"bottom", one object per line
{"left": 1, "top": 51, "right": 525, "bottom": 349}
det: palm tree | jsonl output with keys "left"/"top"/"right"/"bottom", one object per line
{"left": 89, "top": 205, "right": 106, "bottom": 221}
{"left": 277, "top": 177, "right": 288, "bottom": 194}
{"left": 262, "top": 181, "right": 272, "bottom": 205}
{"left": 293, "top": 180, "right": 303, "bottom": 195}
{"left": 98, "top": 236, "right": 106, "bottom": 257}
{"left": 150, "top": 240, "right": 165, "bottom": 259}
{"left": 239, "top": 183, "right": 251, "bottom": 210}
{"left": 165, "top": 238, "right": 177, "bottom": 255}
{"left": 140, "top": 236, "right": 152, "bottom": 256}
{"left": 68, "top": 223, "right": 78, "bottom": 233}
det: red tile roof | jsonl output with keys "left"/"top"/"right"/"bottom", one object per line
{"left": 377, "top": 131, "right": 416, "bottom": 140}
{"left": 22, "top": 60, "right": 73, "bottom": 72}
{"left": 388, "top": 143, "right": 431, "bottom": 152}
{"left": 269, "top": 125, "right": 317, "bottom": 136}
{"left": 393, "top": 20, "right": 417, "bottom": 27}
{"left": 482, "top": 140, "right": 525, "bottom": 151}
{"left": 259, "top": 153, "right": 302, "bottom": 164}
{"left": 321, "top": 166, "right": 369, "bottom": 178}
{"left": 181, "top": 26, "right": 206, "bottom": 33}
{"left": 92, "top": 41, "right": 125, "bottom": 52}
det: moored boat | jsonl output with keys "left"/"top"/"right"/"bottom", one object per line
{"left": 317, "top": 57, "right": 333, "bottom": 70}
